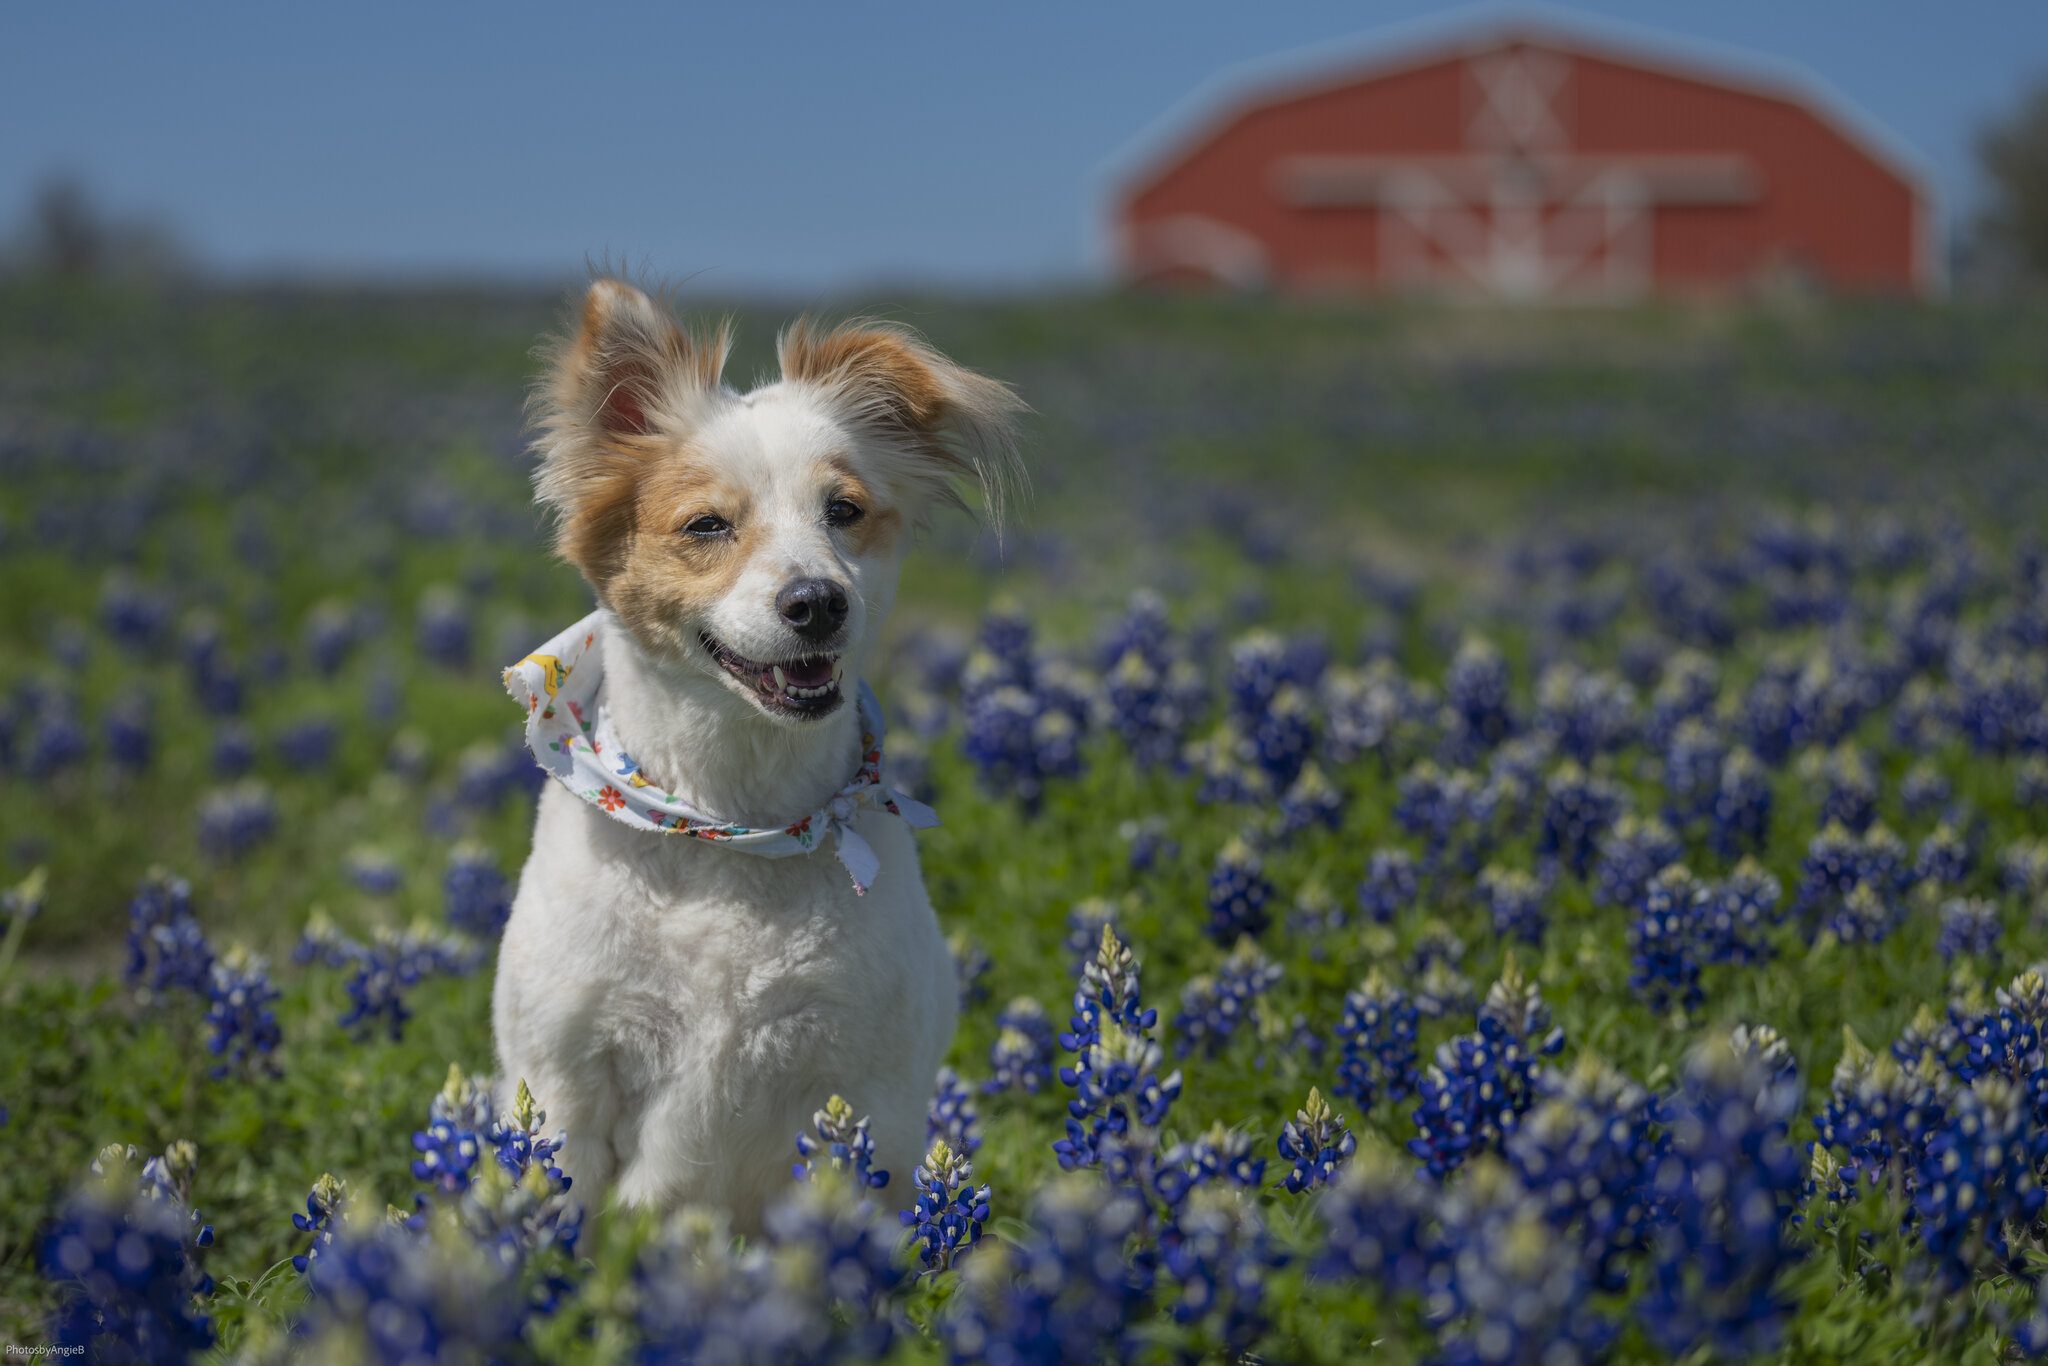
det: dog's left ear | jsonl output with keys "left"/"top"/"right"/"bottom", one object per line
{"left": 778, "top": 319, "right": 1027, "bottom": 532}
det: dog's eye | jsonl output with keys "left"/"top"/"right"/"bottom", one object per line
{"left": 683, "top": 514, "right": 732, "bottom": 538}
{"left": 825, "top": 498, "right": 865, "bottom": 528}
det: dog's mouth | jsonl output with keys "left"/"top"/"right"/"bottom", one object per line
{"left": 699, "top": 633, "right": 846, "bottom": 719}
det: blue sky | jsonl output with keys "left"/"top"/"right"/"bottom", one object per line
{"left": 5, "top": 2, "right": 2042, "bottom": 291}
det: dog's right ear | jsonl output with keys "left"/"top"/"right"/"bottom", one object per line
{"left": 530, "top": 279, "right": 731, "bottom": 585}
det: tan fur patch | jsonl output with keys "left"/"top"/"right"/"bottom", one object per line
{"left": 819, "top": 455, "right": 903, "bottom": 558}
{"left": 600, "top": 448, "right": 754, "bottom": 652}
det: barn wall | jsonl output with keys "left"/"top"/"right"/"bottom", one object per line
{"left": 1115, "top": 38, "right": 1927, "bottom": 297}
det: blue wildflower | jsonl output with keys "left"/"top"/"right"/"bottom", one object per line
{"left": 1205, "top": 837, "right": 1272, "bottom": 945}
{"left": 1630, "top": 864, "right": 1706, "bottom": 1010}
{"left": 1478, "top": 865, "right": 1547, "bottom": 944}
{"left": 443, "top": 845, "right": 511, "bottom": 938}
{"left": 203, "top": 947, "right": 281, "bottom": 1079}
{"left": 1278, "top": 1087, "right": 1356, "bottom": 1193}
{"left": 1356, "top": 848, "right": 1419, "bottom": 924}
{"left": 986, "top": 996, "right": 1056, "bottom": 1096}
{"left": 795, "top": 1095, "right": 891, "bottom": 1190}
{"left": 901, "top": 1137, "right": 989, "bottom": 1274}
{"left": 928, "top": 1066, "right": 982, "bottom": 1157}
{"left": 1172, "top": 938, "right": 1281, "bottom": 1059}
{"left": 1938, "top": 896, "right": 2003, "bottom": 962}
{"left": 1332, "top": 970, "right": 1420, "bottom": 1109}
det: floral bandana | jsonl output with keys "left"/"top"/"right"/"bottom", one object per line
{"left": 504, "top": 610, "right": 937, "bottom": 894}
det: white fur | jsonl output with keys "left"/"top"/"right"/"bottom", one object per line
{"left": 494, "top": 282, "right": 1020, "bottom": 1226}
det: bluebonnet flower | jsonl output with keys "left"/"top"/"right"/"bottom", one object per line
{"left": 489, "top": 1079, "right": 570, "bottom": 1189}
{"left": 290, "top": 1172, "right": 347, "bottom": 1274}
{"left": 1409, "top": 964, "right": 1563, "bottom": 1178}
{"left": 1796, "top": 820, "right": 1863, "bottom": 916}
{"left": 795, "top": 1095, "right": 891, "bottom": 1190}
{"left": 443, "top": 845, "right": 510, "bottom": 938}
{"left": 928, "top": 1066, "right": 981, "bottom": 1157}
{"left": 42, "top": 1151, "right": 215, "bottom": 1361}
{"left": 1057, "top": 1016, "right": 1184, "bottom": 1181}
{"left": 1432, "top": 1159, "right": 1616, "bottom": 1366}
{"left": 1901, "top": 759, "right": 1953, "bottom": 816}
{"left": 203, "top": 947, "right": 281, "bottom": 1079}
{"left": 1892, "top": 1003, "right": 1965, "bottom": 1076}
{"left": 325, "top": 923, "right": 475, "bottom": 1041}
{"left": 275, "top": 713, "right": 339, "bottom": 769}
{"left": 759, "top": 1174, "right": 907, "bottom": 1355}
{"left": 938, "top": 1179, "right": 1152, "bottom": 1365}
{"left": 2017, "top": 755, "right": 2048, "bottom": 809}
{"left": 901, "top": 1137, "right": 989, "bottom": 1274}
{"left": 1445, "top": 635, "right": 1515, "bottom": 752}
{"left": 1637, "top": 1034, "right": 1805, "bottom": 1359}
{"left": 196, "top": 780, "right": 277, "bottom": 861}
{"left": 1813, "top": 1030, "right": 1947, "bottom": 1198}
{"left": 1204, "top": 837, "right": 1272, "bottom": 945}
{"left": 1506, "top": 1055, "right": 1666, "bottom": 1292}
{"left": 1278, "top": 1087, "right": 1356, "bottom": 1193}
{"left": 454, "top": 737, "right": 539, "bottom": 813}
{"left": 99, "top": 574, "right": 172, "bottom": 653}
{"left": 301, "top": 1218, "right": 525, "bottom": 1365}
{"left": 1394, "top": 760, "right": 1485, "bottom": 867}
{"left": 1826, "top": 882, "right": 1896, "bottom": 946}
{"left": 1311, "top": 1142, "right": 1441, "bottom": 1297}
{"left": 415, "top": 586, "right": 473, "bottom": 670}
{"left": 2002, "top": 839, "right": 2048, "bottom": 900}
{"left": 1356, "top": 847, "right": 1419, "bottom": 924}
{"left": 1225, "top": 630, "right": 1287, "bottom": 718}
{"left": 1247, "top": 685, "right": 1314, "bottom": 791}
{"left": 1698, "top": 858, "right": 1784, "bottom": 964}
{"left": 1101, "top": 647, "right": 1191, "bottom": 769}
{"left": 1630, "top": 864, "right": 1706, "bottom": 1010}
{"left": 1916, "top": 822, "right": 1972, "bottom": 889}
{"left": 1803, "top": 743, "right": 1879, "bottom": 832}
{"left": 1332, "top": 970, "right": 1420, "bottom": 1108}
{"left": 103, "top": 693, "right": 153, "bottom": 774}
{"left": 1938, "top": 897, "right": 2002, "bottom": 961}
{"left": 962, "top": 684, "right": 1079, "bottom": 811}
{"left": 1710, "top": 745, "right": 1773, "bottom": 857}
{"left": 1322, "top": 659, "right": 1427, "bottom": 768}
{"left": 303, "top": 600, "right": 357, "bottom": 676}
{"left": 1276, "top": 761, "right": 1344, "bottom": 839}
{"left": 1172, "top": 937, "right": 1281, "bottom": 1059}
{"left": 1159, "top": 1188, "right": 1283, "bottom": 1359}
{"left": 1286, "top": 880, "right": 1345, "bottom": 945}
{"left": 1538, "top": 761, "right": 1625, "bottom": 878}
{"left": 210, "top": 722, "right": 256, "bottom": 777}
{"left": 1914, "top": 1075, "right": 2046, "bottom": 1287}
{"left": 1120, "top": 816, "right": 1177, "bottom": 874}
{"left": 1153, "top": 1122, "right": 1267, "bottom": 1213}
{"left": 345, "top": 848, "right": 403, "bottom": 897}
{"left": 1413, "top": 958, "right": 1476, "bottom": 1021}
{"left": 632, "top": 1202, "right": 860, "bottom": 1362}
{"left": 1662, "top": 717, "right": 1727, "bottom": 828}
{"left": 1646, "top": 650, "right": 1720, "bottom": 750}
{"left": 24, "top": 701, "right": 88, "bottom": 779}
{"left": 412, "top": 1065, "right": 496, "bottom": 1195}
{"left": 986, "top": 996, "right": 1056, "bottom": 1096}
{"left": 124, "top": 870, "right": 214, "bottom": 999}
{"left": 1535, "top": 661, "right": 1639, "bottom": 763}
{"left": 1592, "top": 813, "right": 1684, "bottom": 908}
{"left": 1063, "top": 898, "right": 1119, "bottom": 976}
{"left": 1408, "top": 920, "right": 1466, "bottom": 975}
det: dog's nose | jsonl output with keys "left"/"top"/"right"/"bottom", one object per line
{"left": 776, "top": 578, "right": 849, "bottom": 643}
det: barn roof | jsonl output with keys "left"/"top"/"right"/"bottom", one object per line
{"left": 1098, "top": 4, "right": 1935, "bottom": 252}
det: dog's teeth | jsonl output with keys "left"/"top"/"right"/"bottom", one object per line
{"left": 773, "top": 666, "right": 787, "bottom": 692}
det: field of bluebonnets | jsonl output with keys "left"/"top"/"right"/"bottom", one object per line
{"left": 5, "top": 277, "right": 2048, "bottom": 1363}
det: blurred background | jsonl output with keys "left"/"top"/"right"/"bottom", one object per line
{"left": 3, "top": 0, "right": 2048, "bottom": 951}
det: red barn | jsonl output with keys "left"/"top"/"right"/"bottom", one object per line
{"left": 1108, "top": 19, "right": 1937, "bottom": 299}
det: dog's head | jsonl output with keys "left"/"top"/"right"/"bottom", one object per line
{"left": 531, "top": 278, "right": 1023, "bottom": 723}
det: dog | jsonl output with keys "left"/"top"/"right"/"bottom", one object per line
{"left": 492, "top": 277, "right": 1023, "bottom": 1225}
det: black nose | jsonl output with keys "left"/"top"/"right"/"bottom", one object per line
{"left": 776, "top": 578, "right": 849, "bottom": 643}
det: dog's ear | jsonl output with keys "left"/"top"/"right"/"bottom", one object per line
{"left": 531, "top": 278, "right": 731, "bottom": 585}
{"left": 778, "top": 319, "right": 1026, "bottom": 533}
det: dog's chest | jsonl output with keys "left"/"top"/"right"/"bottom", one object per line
{"left": 578, "top": 803, "right": 937, "bottom": 1077}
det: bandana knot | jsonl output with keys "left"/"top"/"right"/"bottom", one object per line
{"left": 504, "top": 610, "right": 937, "bottom": 894}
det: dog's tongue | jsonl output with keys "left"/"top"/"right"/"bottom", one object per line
{"left": 783, "top": 656, "right": 836, "bottom": 689}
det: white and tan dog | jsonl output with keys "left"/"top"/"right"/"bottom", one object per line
{"left": 493, "top": 278, "right": 1022, "bottom": 1225}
